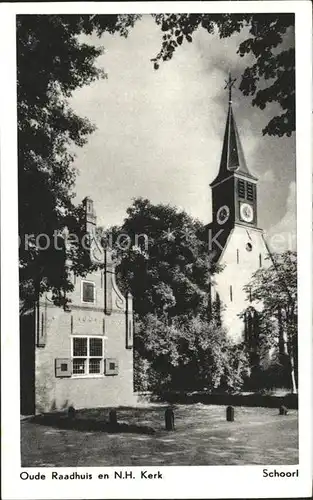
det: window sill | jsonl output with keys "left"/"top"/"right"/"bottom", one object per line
{"left": 71, "top": 375, "right": 105, "bottom": 379}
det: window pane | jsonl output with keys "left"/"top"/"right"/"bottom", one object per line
{"left": 89, "top": 338, "right": 103, "bottom": 357}
{"left": 82, "top": 282, "right": 95, "bottom": 302}
{"left": 89, "top": 358, "right": 101, "bottom": 374}
{"left": 73, "top": 337, "right": 87, "bottom": 356}
{"left": 73, "top": 358, "right": 86, "bottom": 374}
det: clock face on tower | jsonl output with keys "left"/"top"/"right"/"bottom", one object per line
{"left": 216, "top": 205, "right": 230, "bottom": 225}
{"left": 240, "top": 202, "right": 254, "bottom": 223}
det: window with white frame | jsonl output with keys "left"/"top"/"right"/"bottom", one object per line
{"left": 81, "top": 280, "right": 95, "bottom": 303}
{"left": 72, "top": 336, "right": 104, "bottom": 376}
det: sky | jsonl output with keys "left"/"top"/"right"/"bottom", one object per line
{"left": 69, "top": 15, "right": 296, "bottom": 251}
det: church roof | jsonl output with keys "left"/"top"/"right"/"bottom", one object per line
{"left": 210, "top": 102, "right": 258, "bottom": 187}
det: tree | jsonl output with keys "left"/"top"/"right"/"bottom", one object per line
{"left": 107, "top": 198, "right": 250, "bottom": 393}
{"left": 244, "top": 251, "right": 297, "bottom": 393}
{"left": 106, "top": 197, "right": 221, "bottom": 319}
{"left": 17, "top": 14, "right": 140, "bottom": 310}
{"left": 240, "top": 307, "right": 287, "bottom": 392}
{"left": 151, "top": 13, "right": 295, "bottom": 137}
{"left": 134, "top": 314, "right": 250, "bottom": 393}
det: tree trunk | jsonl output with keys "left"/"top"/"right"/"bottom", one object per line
{"left": 277, "top": 308, "right": 287, "bottom": 355}
{"left": 287, "top": 305, "right": 297, "bottom": 394}
{"left": 279, "top": 308, "right": 297, "bottom": 393}
{"left": 286, "top": 318, "right": 297, "bottom": 394}
{"left": 287, "top": 341, "right": 297, "bottom": 394}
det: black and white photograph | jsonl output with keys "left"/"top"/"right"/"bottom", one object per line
{"left": 1, "top": 2, "right": 312, "bottom": 499}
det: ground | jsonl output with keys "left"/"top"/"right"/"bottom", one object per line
{"left": 21, "top": 404, "right": 298, "bottom": 467}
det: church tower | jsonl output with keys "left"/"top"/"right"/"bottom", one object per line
{"left": 208, "top": 75, "right": 270, "bottom": 343}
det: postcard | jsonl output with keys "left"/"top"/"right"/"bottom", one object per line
{"left": 1, "top": 2, "right": 312, "bottom": 499}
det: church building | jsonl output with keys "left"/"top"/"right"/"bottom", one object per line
{"left": 20, "top": 197, "right": 135, "bottom": 415}
{"left": 207, "top": 76, "right": 271, "bottom": 344}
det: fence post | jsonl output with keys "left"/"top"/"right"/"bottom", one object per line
{"left": 165, "top": 407, "right": 175, "bottom": 431}
{"left": 109, "top": 409, "right": 118, "bottom": 426}
{"left": 279, "top": 405, "right": 288, "bottom": 415}
{"left": 68, "top": 406, "right": 76, "bottom": 419}
{"left": 226, "top": 405, "right": 234, "bottom": 422}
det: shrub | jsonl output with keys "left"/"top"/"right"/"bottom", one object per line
{"left": 134, "top": 314, "right": 250, "bottom": 393}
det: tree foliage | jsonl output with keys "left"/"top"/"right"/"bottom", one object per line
{"left": 108, "top": 197, "right": 220, "bottom": 319}
{"left": 151, "top": 13, "right": 295, "bottom": 136}
{"left": 247, "top": 251, "right": 297, "bottom": 317}
{"left": 244, "top": 251, "right": 297, "bottom": 392}
{"left": 109, "top": 198, "right": 250, "bottom": 393}
{"left": 134, "top": 314, "right": 250, "bottom": 393}
{"left": 17, "top": 15, "right": 139, "bottom": 309}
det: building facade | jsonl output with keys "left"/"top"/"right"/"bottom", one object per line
{"left": 207, "top": 84, "right": 271, "bottom": 343}
{"left": 20, "top": 198, "right": 134, "bottom": 415}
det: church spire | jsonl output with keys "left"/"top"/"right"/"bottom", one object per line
{"left": 226, "top": 72, "right": 236, "bottom": 105}
{"left": 210, "top": 73, "right": 257, "bottom": 187}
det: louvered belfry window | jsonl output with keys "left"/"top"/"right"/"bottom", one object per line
{"left": 247, "top": 182, "right": 254, "bottom": 201}
{"left": 237, "top": 179, "right": 245, "bottom": 198}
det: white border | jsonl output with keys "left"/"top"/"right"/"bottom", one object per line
{"left": 1, "top": 2, "right": 312, "bottom": 499}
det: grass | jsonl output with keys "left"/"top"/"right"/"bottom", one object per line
{"left": 21, "top": 404, "right": 298, "bottom": 467}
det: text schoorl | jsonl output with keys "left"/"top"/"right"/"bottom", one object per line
{"left": 263, "top": 469, "right": 299, "bottom": 478}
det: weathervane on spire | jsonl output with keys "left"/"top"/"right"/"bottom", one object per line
{"left": 224, "top": 73, "right": 236, "bottom": 104}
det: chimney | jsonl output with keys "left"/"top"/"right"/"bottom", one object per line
{"left": 82, "top": 196, "right": 97, "bottom": 236}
